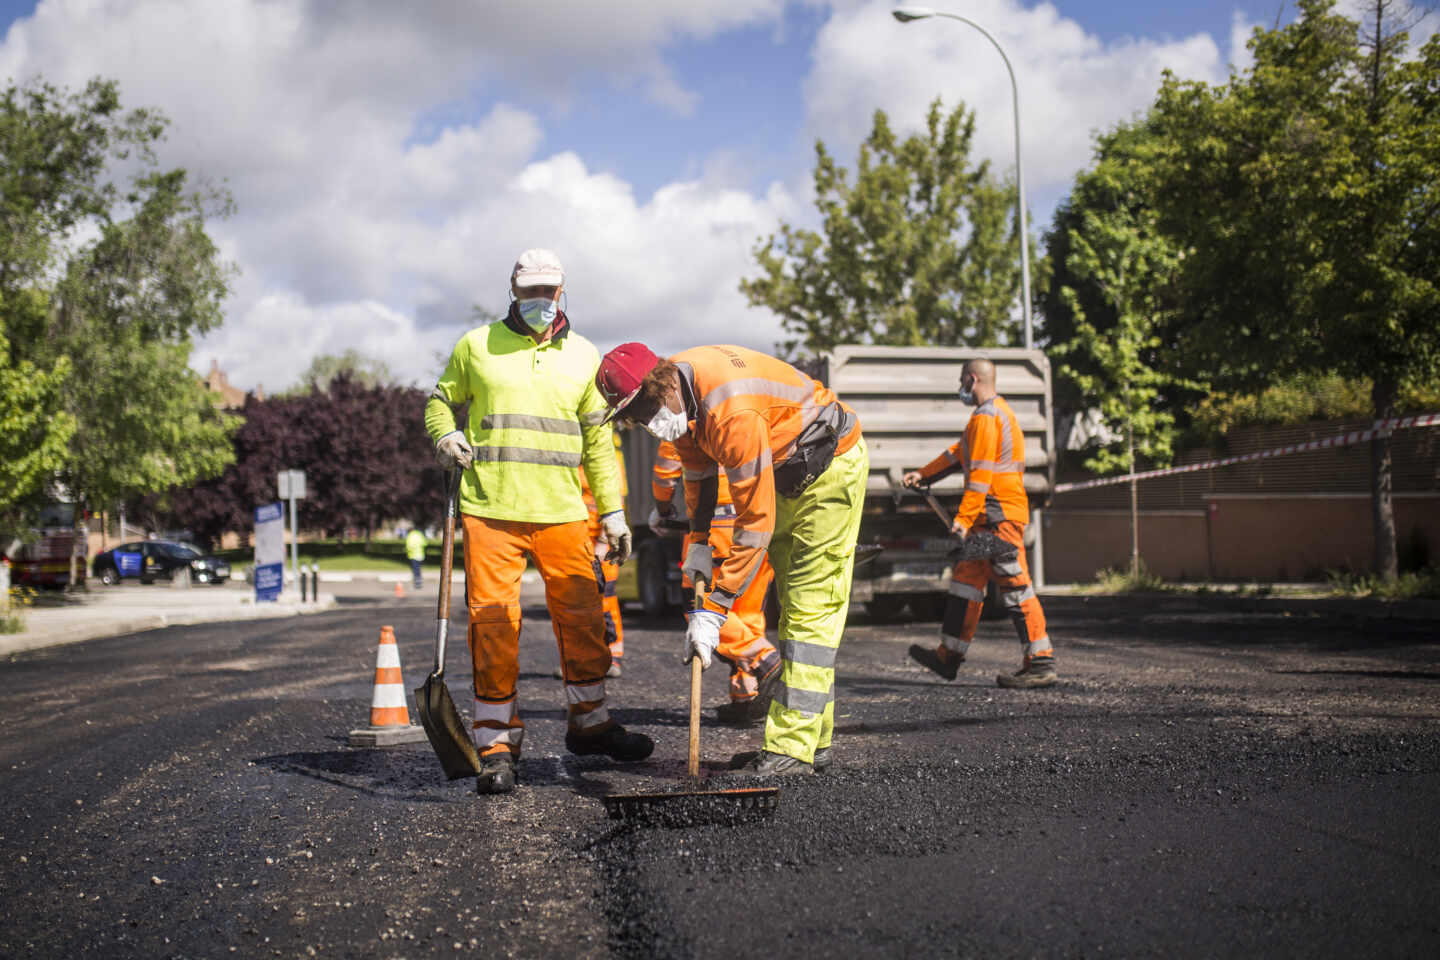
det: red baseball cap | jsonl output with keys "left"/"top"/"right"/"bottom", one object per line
{"left": 595, "top": 342, "right": 661, "bottom": 423}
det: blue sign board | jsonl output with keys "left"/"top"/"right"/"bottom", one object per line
{"left": 254, "top": 502, "right": 285, "bottom": 603}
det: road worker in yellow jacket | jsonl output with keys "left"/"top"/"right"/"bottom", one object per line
{"left": 651, "top": 438, "right": 780, "bottom": 724}
{"left": 903, "top": 357, "right": 1057, "bottom": 688}
{"left": 426, "top": 248, "right": 652, "bottom": 795}
{"left": 596, "top": 342, "right": 867, "bottom": 777}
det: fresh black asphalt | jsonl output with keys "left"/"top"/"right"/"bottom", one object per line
{"left": 2, "top": 592, "right": 1437, "bottom": 958}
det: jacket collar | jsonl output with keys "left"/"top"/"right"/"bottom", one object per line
{"left": 503, "top": 302, "right": 571, "bottom": 344}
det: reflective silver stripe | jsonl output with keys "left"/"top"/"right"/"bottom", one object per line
{"left": 776, "top": 683, "right": 833, "bottom": 714}
{"left": 1002, "top": 585, "right": 1036, "bottom": 606}
{"left": 565, "top": 681, "right": 606, "bottom": 705}
{"left": 975, "top": 400, "right": 996, "bottom": 416}
{"left": 472, "top": 726, "right": 523, "bottom": 749}
{"left": 654, "top": 457, "right": 682, "bottom": 471}
{"left": 726, "top": 448, "right": 772, "bottom": 483}
{"left": 1027, "top": 636, "right": 1051, "bottom": 656}
{"left": 998, "top": 410, "right": 1014, "bottom": 464}
{"left": 571, "top": 705, "right": 610, "bottom": 729}
{"left": 782, "top": 639, "right": 837, "bottom": 670}
{"left": 940, "top": 634, "right": 970, "bottom": 653}
{"left": 480, "top": 413, "right": 581, "bottom": 435}
{"left": 966, "top": 480, "right": 988, "bottom": 493}
{"left": 733, "top": 528, "right": 771, "bottom": 549}
{"left": 713, "top": 504, "right": 737, "bottom": 519}
{"left": 654, "top": 478, "right": 678, "bottom": 489}
{"left": 993, "top": 559, "right": 1023, "bottom": 578}
{"left": 579, "top": 409, "right": 608, "bottom": 426}
{"left": 970, "top": 459, "right": 1023, "bottom": 473}
{"left": 706, "top": 589, "right": 737, "bottom": 611}
{"left": 473, "top": 698, "right": 517, "bottom": 724}
{"left": 701, "top": 376, "right": 813, "bottom": 414}
{"left": 948, "top": 581, "right": 986, "bottom": 603}
{"left": 473, "top": 446, "right": 582, "bottom": 467}
{"left": 684, "top": 465, "right": 718, "bottom": 481}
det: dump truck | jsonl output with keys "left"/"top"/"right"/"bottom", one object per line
{"left": 624, "top": 344, "right": 1055, "bottom": 619}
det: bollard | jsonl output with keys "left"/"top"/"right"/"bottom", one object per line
{"left": 300, "top": 562, "right": 309, "bottom": 602}
{"left": 310, "top": 563, "right": 319, "bottom": 602}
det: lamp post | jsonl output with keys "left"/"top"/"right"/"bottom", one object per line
{"left": 893, "top": 5, "right": 1033, "bottom": 349}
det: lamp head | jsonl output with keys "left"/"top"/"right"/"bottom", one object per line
{"left": 892, "top": 5, "right": 936, "bottom": 21}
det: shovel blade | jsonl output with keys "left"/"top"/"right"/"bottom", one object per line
{"left": 414, "top": 674, "right": 481, "bottom": 780}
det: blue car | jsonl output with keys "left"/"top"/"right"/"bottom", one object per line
{"left": 92, "top": 540, "right": 231, "bottom": 586}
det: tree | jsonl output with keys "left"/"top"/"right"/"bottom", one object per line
{"left": 1149, "top": 0, "right": 1440, "bottom": 577}
{"left": 0, "top": 294, "right": 74, "bottom": 516}
{"left": 741, "top": 98, "right": 1026, "bottom": 357}
{"left": 0, "top": 77, "right": 239, "bottom": 580}
{"left": 292, "top": 349, "right": 397, "bottom": 394}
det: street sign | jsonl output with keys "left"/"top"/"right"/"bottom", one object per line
{"left": 277, "top": 470, "right": 307, "bottom": 499}
{"left": 253, "top": 502, "right": 284, "bottom": 603}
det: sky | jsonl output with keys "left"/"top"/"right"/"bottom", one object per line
{"left": 0, "top": 0, "right": 1429, "bottom": 394}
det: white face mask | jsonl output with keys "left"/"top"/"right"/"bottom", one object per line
{"left": 642, "top": 404, "right": 688, "bottom": 441}
{"left": 516, "top": 296, "right": 558, "bottom": 332}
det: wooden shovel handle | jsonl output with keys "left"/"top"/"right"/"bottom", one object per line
{"left": 688, "top": 656, "right": 701, "bottom": 778}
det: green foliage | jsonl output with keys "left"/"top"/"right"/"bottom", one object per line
{"left": 290, "top": 349, "right": 397, "bottom": 394}
{"left": 741, "top": 99, "right": 1025, "bottom": 357}
{"left": 1079, "top": 561, "right": 1171, "bottom": 595}
{"left": 0, "top": 76, "right": 238, "bottom": 526}
{"left": 1326, "top": 567, "right": 1440, "bottom": 599}
{"left": 1193, "top": 372, "right": 1440, "bottom": 437}
{"left": 1049, "top": 125, "right": 1199, "bottom": 474}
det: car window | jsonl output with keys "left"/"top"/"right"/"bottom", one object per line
{"left": 156, "top": 542, "right": 201, "bottom": 560}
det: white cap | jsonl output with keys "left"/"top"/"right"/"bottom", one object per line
{"left": 511, "top": 248, "right": 564, "bottom": 288}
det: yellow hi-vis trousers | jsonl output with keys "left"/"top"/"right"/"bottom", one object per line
{"left": 763, "top": 438, "right": 868, "bottom": 764}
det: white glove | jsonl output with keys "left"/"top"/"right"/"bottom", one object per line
{"left": 647, "top": 503, "right": 676, "bottom": 538}
{"left": 435, "top": 430, "right": 473, "bottom": 470}
{"left": 682, "top": 609, "right": 725, "bottom": 669}
{"left": 681, "top": 541, "right": 713, "bottom": 588}
{"left": 600, "top": 511, "right": 632, "bottom": 564}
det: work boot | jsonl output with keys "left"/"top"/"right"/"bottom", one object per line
{"left": 997, "top": 656, "right": 1058, "bottom": 689}
{"left": 606, "top": 661, "right": 623, "bottom": 679}
{"left": 812, "top": 745, "right": 832, "bottom": 773}
{"left": 475, "top": 752, "right": 517, "bottom": 795}
{"left": 565, "top": 723, "right": 654, "bottom": 762}
{"left": 715, "top": 698, "right": 763, "bottom": 727}
{"left": 909, "top": 643, "right": 963, "bottom": 681}
{"left": 752, "top": 750, "right": 813, "bottom": 777}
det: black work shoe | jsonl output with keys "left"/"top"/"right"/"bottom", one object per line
{"left": 909, "top": 643, "right": 963, "bottom": 681}
{"left": 752, "top": 750, "right": 813, "bottom": 777}
{"left": 997, "top": 657, "right": 1058, "bottom": 689}
{"left": 812, "top": 746, "right": 832, "bottom": 773}
{"left": 753, "top": 661, "right": 782, "bottom": 708}
{"left": 475, "top": 753, "right": 517, "bottom": 795}
{"left": 715, "top": 698, "right": 762, "bottom": 726}
{"left": 565, "top": 723, "right": 654, "bottom": 762}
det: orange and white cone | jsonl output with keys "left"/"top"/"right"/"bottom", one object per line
{"left": 347, "top": 625, "right": 427, "bottom": 746}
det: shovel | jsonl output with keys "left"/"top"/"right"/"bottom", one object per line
{"left": 601, "top": 577, "right": 779, "bottom": 822}
{"left": 414, "top": 467, "right": 482, "bottom": 780}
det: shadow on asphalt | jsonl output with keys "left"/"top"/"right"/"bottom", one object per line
{"left": 1271, "top": 668, "right": 1440, "bottom": 680}
{"left": 252, "top": 749, "right": 455, "bottom": 802}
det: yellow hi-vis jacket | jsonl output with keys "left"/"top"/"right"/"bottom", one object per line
{"left": 424, "top": 309, "right": 622, "bottom": 524}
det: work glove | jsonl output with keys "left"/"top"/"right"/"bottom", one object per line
{"left": 682, "top": 609, "right": 725, "bottom": 669}
{"left": 902, "top": 470, "right": 927, "bottom": 489}
{"left": 600, "top": 511, "right": 632, "bottom": 564}
{"left": 647, "top": 502, "right": 676, "bottom": 538}
{"left": 435, "top": 430, "right": 473, "bottom": 470}
{"left": 951, "top": 520, "right": 969, "bottom": 543}
{"left": 681, "top": 541, "right": 713, "bottom": 587}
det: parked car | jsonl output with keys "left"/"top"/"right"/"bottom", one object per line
{"left": 92, "top": 540, "right": 231, "bottom": 585}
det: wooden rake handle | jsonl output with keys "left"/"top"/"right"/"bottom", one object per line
{"left": 688, "top": 577, "right": 708, "bottom": 779}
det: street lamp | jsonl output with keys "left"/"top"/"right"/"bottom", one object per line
{"left": 893, "top": 5, "right": 1033, "bottom": 349}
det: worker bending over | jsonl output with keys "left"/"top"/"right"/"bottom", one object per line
{"left": 651, "top": 439, "right": 780, "bottom": 724}
{"left": 427, "top": 248, "right": 652, "bottom": 795}
{"left": 597, "top": 343, "right": 867, "bottom": 776}
{"left": 903, "top": 357, "right": 1058, "bottom": 689}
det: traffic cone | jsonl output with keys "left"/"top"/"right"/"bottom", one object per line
{"left": 347, "top": 625, "right": 427, "bottom": 746}
{"left": 395, "top": 581, "right": 405, "bottom": 598}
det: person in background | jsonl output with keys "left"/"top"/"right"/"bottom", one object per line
{"left": 903, "top": 357, "right": 1058, "bottom": 689}
{"left": 426, "top": 248, "right": 650, "bottom": 796}
{"left": 404, "top": 526, "right": 427, "bottom": 590}
{"left": 650, "top": 438, "right": 780, "bottom": 724}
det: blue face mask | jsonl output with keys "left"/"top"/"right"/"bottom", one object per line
{"left": 958, "top": 378, "right": 977, "bottom": 405}
{"left": 517, "top": 296, "right": 558, "bottom": 332}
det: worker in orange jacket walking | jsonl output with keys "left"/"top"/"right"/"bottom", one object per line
{"left": 903, "top": 357, "right": 1057, "bottom": 688}
{"left": 596, "top": 343, "right": 867, "bottom": 777}
{"left": 650, "top": 439, "right": 781, "bottom": 724}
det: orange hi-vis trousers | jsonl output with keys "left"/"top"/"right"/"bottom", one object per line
{"left": 462, "top": 514, "right": 613, "bottom": 758}
{"left": 940, "top": 520, "right": 1053, "bottom": 664}
{"left": 683, "top": 528, "right": 779, "bottom": 703}
{"left": 592, "top": 552, "right": 624, "bottom": 660}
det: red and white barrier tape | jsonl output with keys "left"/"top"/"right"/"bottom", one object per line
{"left": 1052, "top": 411, "right": 1440, "bottom": 494}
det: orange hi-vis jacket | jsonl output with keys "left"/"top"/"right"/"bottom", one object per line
{"left": 916, "top": 394, "right": 1030, "bottom": 531}
{"left": 670, "top": 345, "right": 861, "bottom": 618}
{"left": 652, "top": 438, "right": 738, "bottom": 550}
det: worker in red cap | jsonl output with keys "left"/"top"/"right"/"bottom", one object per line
{"left": 595, "top": 343, "right": 867, "bottom": 776}
{"left": 426, "top": 249, "right": 652, "bottom": 795}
